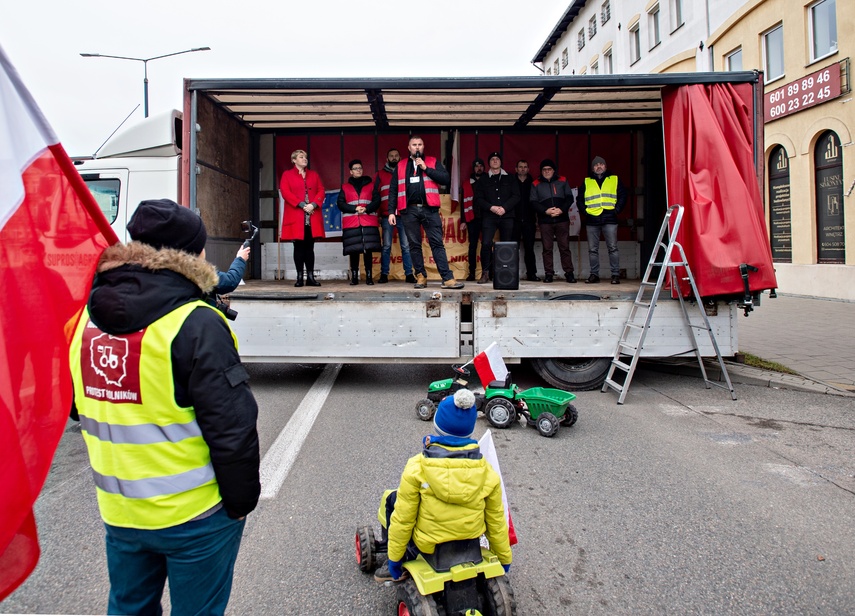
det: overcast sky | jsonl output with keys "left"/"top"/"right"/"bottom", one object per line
{"left": 1, "top": 0, "right": 566, "bottom": 156}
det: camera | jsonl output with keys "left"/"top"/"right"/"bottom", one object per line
{"left": 205, "top": 293, "right": 238, "bottom": 320}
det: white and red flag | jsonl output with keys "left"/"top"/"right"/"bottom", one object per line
{"left": 0, "top": 45, "right": 117, "bottom": 601}
{"left": 450, "top": 130, "right": 460, "bottom": 211}
{"left": 473, "top": 342, "right": 509, "bottom": 385}
{"left": 478, "top": 429, "right": 518, "bottom": 546}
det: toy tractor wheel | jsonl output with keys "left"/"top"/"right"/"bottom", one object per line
{"left": 415, "top": 398, "right": 437, "bottom": 422}
{"left": 355, "top": 526, "right": 376, "bottom": 572}
{"left": 396, "top": 578, "right": 441, "bottom": 616}
{"left": 485, "top": 398, "right": 517, "bottom": 429}
{"left": 480, "top": 574, "right": 517, "bottom": 615}
{"left": 535, "top": 411, "right": 560, "bottom": 437}
{"left": 560, "top": 404, "right": 579, "bottom": 427}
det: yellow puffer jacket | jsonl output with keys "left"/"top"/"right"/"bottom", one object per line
{"left": 388, "top": 437, "right": 512, "bottom": 565}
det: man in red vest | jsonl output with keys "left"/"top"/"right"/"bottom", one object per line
{"left": 388, "top": 136, "right": 464, "bottom": 289}
{"left": 374, "top": 148, "right": 416, "bottom": 283}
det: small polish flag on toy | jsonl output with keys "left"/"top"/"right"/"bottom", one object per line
{"left": 473, "top": 342, "right": 508, "bottom": 385}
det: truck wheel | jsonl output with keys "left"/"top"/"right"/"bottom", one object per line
{"left": 560, "top": 404, "right": 579, "bottom": 427}
{"left": 355, "top": 526, "right": 375, "bottom": 572}
{"left": 485, "top": 398, "right": 516, "bottom": 429}
{"left": 415, "top": 398, "right": 437, "bottom": 422}
{"left": 481, "top": 574, "right": 517, "bottom": 616}
{"left": 535, "top": 412, "right": 560, "bottom": 437}
{"left": 531, "top": 357, "right": 610, "bottom": 391}
{"left": 396, "top": 579, "right": 441, "bottom": 616}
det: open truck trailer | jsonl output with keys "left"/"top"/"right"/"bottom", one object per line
{"left": 76, "top": 72, "right": 777, "bottom": 390}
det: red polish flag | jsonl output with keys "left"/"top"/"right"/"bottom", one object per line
{"left": 0, "top": 45, "right": 117, "bottom": 601}
{"left": 473, "top": 342, "right": 509, "bottom": 385}
{"left": 478, "top": 429, "right": 518, "bottom": 546}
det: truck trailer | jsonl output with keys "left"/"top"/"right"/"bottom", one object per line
{"left": 74, "top": 73, "right": 777, "bottom": 391}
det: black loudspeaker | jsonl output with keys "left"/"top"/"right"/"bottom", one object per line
{"left": 493, "top": 241, "right": 519, "bottom": 290}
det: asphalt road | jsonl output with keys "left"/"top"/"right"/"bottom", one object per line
{"left": 3, "top": 363, "right": 854, "bottom": 615}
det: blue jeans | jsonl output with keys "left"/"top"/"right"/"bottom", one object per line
{"left": 380, "top": 216, "right": 413, "bottom": 276}
{"left": 105, "top": 507, "right": 246, "bottom": 616}
{"left": 400, "top": 205, "right": 453, "bottom": 281}
{"left": 586, "top": 223, "right": 620, "bottom": 277}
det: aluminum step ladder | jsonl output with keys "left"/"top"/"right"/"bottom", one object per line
{"left": 602, "top": 204, "right": 736, "bottom": 404}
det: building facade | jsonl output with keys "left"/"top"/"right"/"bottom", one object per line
{"left": 533, "top": 0, "right": 853, "bottom": 300}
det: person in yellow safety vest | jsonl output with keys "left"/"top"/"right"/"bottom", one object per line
{"left": 69, "top": 199, "right": 260, "bottom": 616}
{"left": 577, "top": 156, "right": 627, "bottom": 284}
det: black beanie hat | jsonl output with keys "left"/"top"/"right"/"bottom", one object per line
{"left": 487, "top": 151, "right": 502, "bottom": 163}
{"left": 127, "top": 199, "right": 207, "bottom": 255}
{"left": 540, "top": 158, "right": 557, "bottom": 172}
{"left": 472, "top": 157, "right": 485, "bottom": 169}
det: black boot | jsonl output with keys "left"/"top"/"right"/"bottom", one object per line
{"left": 365, "top": 270, "right": 374, "bottom": 285}
{"left": 306, "top": 272, "right": 321, "bottom": 287}
{"left": 350, "top": 270, "right": 359, "bottom": 285}
{"left": 294, "top": 271, "right": 304, "bottom": 287}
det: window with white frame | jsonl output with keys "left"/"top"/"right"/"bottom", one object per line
{"left": 764, "top": 24, "right": 784, "bottom": 81}
{"left": 809, "top": 0, "right": 838, "bottom": 61}
{"left": 670, "top": 0, "right": 683, "bottom": 31}
{"left": 601, "top": 0, "right": 611, "bottom": 25}
{"left": 726, "top": 48, "right": 743, "bottom": 71}
{"left": 578, "top": 28, "right": 586, "bottom": 51}
{"left": 629, "top": 23, "right": 641, "bottom": 65}
{"left": 591, "top": 61, "right": 599, "bottom": 74}
{"left": 589, "top": 16, "right": 597, "bottom": 39}
{"left": 603, "top": 48, "right": 613, "bottom": 74}
{"left": 649, "top": 4, "right": 661, "bottom": 49}
{"left": 546, "top": 67, "right": 552, "bottom": 75}
{"left": 562, "top": 48, "right": 569, "bottom": 68}
{"left": 554, "top": 59, "right": 560, "bottom": 75}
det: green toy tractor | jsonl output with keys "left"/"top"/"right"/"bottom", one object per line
{"left": 482, "top": 373, "right": 578, "bottom": 438}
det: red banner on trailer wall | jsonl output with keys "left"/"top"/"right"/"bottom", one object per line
{"left": 662, "top": 83, "right": 777, "bottom": 297}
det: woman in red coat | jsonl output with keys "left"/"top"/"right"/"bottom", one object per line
{"left": 280, "top": 149, "right": 326, "bottom": 287}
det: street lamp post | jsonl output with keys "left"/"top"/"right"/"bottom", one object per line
{"left": 80, "top": 47, "right": 210, "bottom": 117}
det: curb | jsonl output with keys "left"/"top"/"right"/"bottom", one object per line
{"left": 641, "top": 359, "right": 855, "bottom": 398}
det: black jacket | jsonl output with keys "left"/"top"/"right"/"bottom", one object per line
{"left": 337, "top": 176, "right": 382, "bottom": 255}
{"left": 530, "top": 175, "right": 573, "bottom": 224}
{"left": 576, "top": 171, "right": 627, "bottom": 226}
{"left": 75, "top": 242, "right": 261, "bottom": 519}
{"left": 515, "top": 174, "right": 535, "bottom": 224}
{"left": 474, "top": 170, "right": 519, "bottom": 220}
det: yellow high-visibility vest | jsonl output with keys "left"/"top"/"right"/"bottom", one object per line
{"left": 69, "top": 301, "right": 236, "bottom": 529}
{"left": 584, "top": 176, "right": 618, "bottom": 217}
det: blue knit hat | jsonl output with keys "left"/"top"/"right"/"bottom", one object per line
{"left": 433, "top": 389, "right": 477, "bottom": 438}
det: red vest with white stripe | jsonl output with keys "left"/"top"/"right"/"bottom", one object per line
{"left": 375, "top": 169, "right": 392, "bottom": 216}
{"left": 395, "top": 157, "right": 441, "bottom": 212}
{"left": 341, "top": 181, "right": 379, "bottom": 228}
{"left": 462, "top": 180, "right": 475, "bottom": 223}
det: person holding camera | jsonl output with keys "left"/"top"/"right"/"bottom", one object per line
{"left": 280, "top": 149, "right": 325, "bottom": 287}
{"left": 69, "top": 199, "right": 260, "bottom": 615}
{"left": 388, "top": 135, "right": 464, "bottom": 290}
{"left": 337, "top": 159, "right": 381, "bottom": 285}
{"left": 214, "top": 244, "right": 251, "bottom": 295}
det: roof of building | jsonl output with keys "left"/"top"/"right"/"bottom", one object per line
{"left": 531, "top": 0, "right": 588, "bottom": 65}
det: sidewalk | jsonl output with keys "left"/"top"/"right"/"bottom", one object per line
{"left": 736, "top": 293, "right": 855, "bottom": 393}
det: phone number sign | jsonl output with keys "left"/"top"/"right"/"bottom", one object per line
{"left": 765, "top": 62, "right": 842, "bottom": 122}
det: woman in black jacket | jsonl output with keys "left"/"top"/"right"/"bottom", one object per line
{"left": 337, "top": 159, "right": 382, "bottom": 284}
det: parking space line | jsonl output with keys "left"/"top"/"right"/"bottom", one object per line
{"left": 259, "top": 363, "right": 342, "bottom": 499}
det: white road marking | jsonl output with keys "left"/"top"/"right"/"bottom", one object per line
{"left": 259, "top": 363, "right": 342, "bottom": 499}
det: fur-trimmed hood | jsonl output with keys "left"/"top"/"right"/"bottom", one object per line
{"left": 87, "top": 242, "right": 219, "bottom": 335}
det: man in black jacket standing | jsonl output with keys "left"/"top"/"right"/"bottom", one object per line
{"left": 513, "top": 159, "right": 539, "bottom": 281}
{"left": 69, "top": 199, "right": 260, "bottom": 616}
{"left": 474, "top": 152, "right": 519, "bottom": 284}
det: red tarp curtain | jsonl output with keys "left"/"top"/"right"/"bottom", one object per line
{"left": 662, "top": 83, "right": 777, "bottom": 297}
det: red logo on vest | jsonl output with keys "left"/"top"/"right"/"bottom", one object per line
{"left": 80, "top": 320, "right": 144, "bottom": 404}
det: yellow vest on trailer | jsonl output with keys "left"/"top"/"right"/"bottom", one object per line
{"left": 69, "top": 301, "right": 236, "bottom": 529}
{"left": 584, "top": 176, "right": 618, "bottom": 217}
